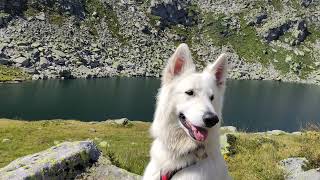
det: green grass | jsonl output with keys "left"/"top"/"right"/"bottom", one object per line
{"left": 305, "top": 25, "right": 320, "bottom": 43}
{"left": 270, "top": 0, "right": 284, "bottom": 11}
{"left": 227, "top": 131, "right": 320, "bottom": 179}
{"left": 0, "top": 65, "right": 30, "bottom": 82}
{"left": 0, "top": 119, "right": 150, "bottom": 175}
{"left": 203, "top": 13, "right": 226, "bottom": 47}
{"left": 1, "top": 119, "right": 320, "bottom": 179}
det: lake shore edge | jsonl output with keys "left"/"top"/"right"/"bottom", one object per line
{"left": 1, "top": 72, "right": 320, "bottom": 86}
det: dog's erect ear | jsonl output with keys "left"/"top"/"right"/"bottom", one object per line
{"left": 162, "top": 43, "right": 195, "bottom": 85}
{"left": 205, "top": 53, "right": 228, "bottom": 87}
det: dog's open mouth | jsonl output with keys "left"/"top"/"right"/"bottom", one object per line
{"left": 179, "top": 113, "right": 208, "bottom": 142}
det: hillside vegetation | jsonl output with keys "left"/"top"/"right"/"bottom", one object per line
{"left": 0, "top": 0, "right": 320, "bottom": 84}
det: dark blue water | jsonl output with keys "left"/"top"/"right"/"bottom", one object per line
{"left": 0, "top": 78, "right": 319, "bottom": 132}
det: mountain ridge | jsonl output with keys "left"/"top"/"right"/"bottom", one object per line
{"left": 1, "top": 0, "right": 320, "bottom": 84}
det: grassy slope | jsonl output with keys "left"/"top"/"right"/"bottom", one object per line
{"left": 201, "top": 12, "right": 316, "bottom": 78}
{"left": 0, "top": 119, "right": 151, "bottom": 175}
{"left": 0, "top": 65, "right": 30, "bottom": 82}
{"left": 1, "top": 119, "right": 320, "bottom": 179}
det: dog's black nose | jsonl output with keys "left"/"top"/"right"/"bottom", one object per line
{"left": 203, "top": 112, "right": 219, "bottom": 128}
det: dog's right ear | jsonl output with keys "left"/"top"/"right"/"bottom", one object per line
{"left": 161, "top": 43, "right": 195, "bottom": 85}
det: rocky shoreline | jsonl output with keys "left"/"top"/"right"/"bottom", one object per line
{"left": 1, "top": 0, "right": 320, "bottom": 85}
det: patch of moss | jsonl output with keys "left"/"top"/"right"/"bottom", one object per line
{"left": 24, "top": 1, "right": 68, "bottom": 25}
{"left": 84, "top": 0, "right": 126, "bottom": 43}
{"left": 270, "top": 0, "right": 284, "bottom": 11}
{"left": 0, "top": 65, "right": 30, "bottom": 82}
{"left": 202, "top": 13, "right": 314, "bottom": 78}
{"left": 203, "top": 13, "right": 229, "bottom": 47}
{"left": 250, "top": 1, "right": 269, "bottom": 9}
{"left": 186, "top": 2, "right": 201, "bottom": 25}
{"left": 147, "top": 14, "right": 161, "bottom": 27}
{"left": 23, "top": 7, "right": 40, "bottom": 17}
{"left": 305, "top": 25, "right": 320, "bottom": 43}
{"left": 48, "top": 12, "right": 66, "bottom": 25}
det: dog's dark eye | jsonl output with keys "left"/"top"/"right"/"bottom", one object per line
{"left": 209, "top": 95, "right": 214, "bottom": 101}
{"left": 185, "top": 90, "right": 194, "bottom": 96}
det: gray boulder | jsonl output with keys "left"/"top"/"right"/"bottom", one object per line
{"left": 0, "top": 141, "right": 101, "bottom": 180}
{"left": 221, "top": 126, "right": 237, "bottom": 133}
{"left": 76, "top": 156, "right": 141, "bottom": 180}
{"left": 105, "top": 118, "right": 130, "bottom": 126}
{"left": 280, "top": 157, "right": 320, "bottom": 180}
{"left": 13, "top": 56, "right": 30, "bottom": 67}
{"left": 39, "top": 57, "right": 50, "bottom": 68}
{"left": 295, "top": 168, "right": 320, "bottom": 179}
{"left": 266, "top": 130, "right": 286, "bottom": 135}
{"left": 280, "top": 157, "right": 308, "bottom": 179}
{"left": 35, "top": 12, "right": 45, "bottom": 21}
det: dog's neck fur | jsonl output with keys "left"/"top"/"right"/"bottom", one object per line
{"left": 151, "top": 82, "right": 222, "bottom": 172}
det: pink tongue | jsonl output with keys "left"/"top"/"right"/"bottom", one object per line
{"left": 191, "top": 125, "right": 208, "bottom": 141}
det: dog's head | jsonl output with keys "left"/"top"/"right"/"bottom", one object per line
{"left": 155, "top": 43, "right": 228, "bottom": 143}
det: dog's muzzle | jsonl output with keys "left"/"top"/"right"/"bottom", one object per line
{"left": 179, "top": 113, "right": 209, "bottom": 142}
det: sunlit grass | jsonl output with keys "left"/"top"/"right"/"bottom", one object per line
{"left": 0, "top": 119, "right": 150, "bottom": 175}
{"left": 1, "top": 119, "right": 320, "bottom": 179}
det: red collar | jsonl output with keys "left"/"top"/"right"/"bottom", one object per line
{"left": 160, "top": 169, "right": 179, "bottom": 180}
{"left": 160, "top": 145, "right": 207, "bottom": 179}
{"left": 160, "top": 162, "right": 196, "bottom": 180}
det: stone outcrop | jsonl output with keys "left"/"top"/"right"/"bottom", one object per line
{"left": 76, "top": 156, "right": 141, "bottom": 180}
{"left": 0, "top": 140, "right": 142, "bottom": 180}
{"left": 280, "top": 157, "right": 320, "bottom": 180}
{"left": 0, "top": 141, "right": 100, "bottom": 179}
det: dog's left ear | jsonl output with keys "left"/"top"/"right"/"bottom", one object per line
{"left": 205, "top": 53, "right": 228, "bottom": 87}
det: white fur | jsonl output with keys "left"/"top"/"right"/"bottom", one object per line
{"left": 143, "top": 43, "right": 231, "bottom": 180}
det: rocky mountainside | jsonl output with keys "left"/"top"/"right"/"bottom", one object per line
{"left": 1, "top": 0, "right": 320, "bottom": 84}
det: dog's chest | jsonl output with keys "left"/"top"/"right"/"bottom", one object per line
{"left": 172, "top": 157, "right": 228, "bottom": 180}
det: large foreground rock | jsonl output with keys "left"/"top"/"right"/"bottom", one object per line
{"left": 76, "top": 156, "right": 141, "bottom": 180}
{"left": 280, "top": 157, "right": 320, "bottom": 180}
{"left": 0, "top": 141, "right": 100, "bottom": 179}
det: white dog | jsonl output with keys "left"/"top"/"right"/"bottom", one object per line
{"left": 143, "top": 43, "right": 231, "bottom": 180}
